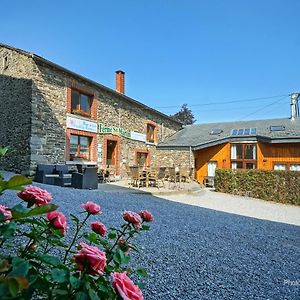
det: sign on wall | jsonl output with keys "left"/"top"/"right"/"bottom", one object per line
{"left": 130, "top": 131, "right": 146, "bottom": 142}
{"left": 98, "top": 124, "right": 131, "bottom": 139}
{"left": 67, "top": 116, "right": 97, "bottom": 133}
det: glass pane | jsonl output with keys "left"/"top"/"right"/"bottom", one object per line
{"left": 80, "top": 94, "right": 90, "bottom": 114}
{"left": 237, "top": 128, "right": 244, "bottom": 135}
{"left": 147, "top": 124, "right": 155, "bottom": 142}
{"left": 236, "top": 145, "right": 243, "bottom": 159}
{"left": 231, "top": 129, "right": 238, "bottom": 135}
{"left": 231, "top": 145, "right": 237, "bottom": 159}
{"left": 274, "top": 164, "right": 286, "bottom": 171}
{"left": 79, "top": 136, "right": 90, "bottom": 159}
{"left": 232, "top": 162, "right": 243, "bottom": 169}
{"left": 290, "top": 164, "right": 300, "bottom": 171}
{"left": 71, "top": 90, "right": 80, "bottom": 112}
{"left": 244, "top": 145, "right": 256, "bottom": 159}
{"left": 244, "top": 128, "right": 250, "bottom": 135}
{"left": 246, "top": 163, "right": 256, "bottom": 169}
{"left": 250, "top": 128, "right": 257, "bottom": 134}
{"left": 69, "top": 134, "right": 78, "bottom": 160}
{"left": 236, "top": 162, "right": 243, "bottom": 169}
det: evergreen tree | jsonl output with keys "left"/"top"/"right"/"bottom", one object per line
{"left": 170, "top": 104, "right": 196, "bottom": 125}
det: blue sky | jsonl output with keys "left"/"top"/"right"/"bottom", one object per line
{"left": 1, "top": 0, "right": 299, "bottom": 123}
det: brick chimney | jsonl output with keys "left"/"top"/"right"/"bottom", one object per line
{"left": 116, "top": 70, "right": 125, "bottom": 94}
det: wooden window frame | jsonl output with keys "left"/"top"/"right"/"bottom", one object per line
{"left": 231, "top": 143, "right": 257, "bottom": 169}
{"left": 273, "top": 162, "right": 300, "bottom": 171}
{"left": 145, "top": 121, "right": 157, "bottom": 143}
{"left": 71, "top": 89, "right": 92, "bottom": 118}
{"left": 69, "top": 134, "right": 92, "bottom": 161}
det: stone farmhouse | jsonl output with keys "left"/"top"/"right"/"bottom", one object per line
{"left": 0, "top": 43, "right": 193, "bottom": 176}
{"left": 1, "top": 43, "right": 299, "bottom": 185}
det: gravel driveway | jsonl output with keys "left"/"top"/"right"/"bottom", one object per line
{"left": 1, "top": 178, "right": 299, "bottom": 299}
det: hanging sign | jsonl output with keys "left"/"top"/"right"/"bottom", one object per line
{"left": 67, "top": 116, "right": 97, "bottom": 133}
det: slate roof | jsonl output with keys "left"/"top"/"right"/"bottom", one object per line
{"left": 0, "top": 43, "right": 182, "bottom": 126}
{"left": 158, "top": 118, "right": 300, "bottom": 150}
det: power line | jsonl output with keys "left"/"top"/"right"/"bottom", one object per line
{"left": 239, "top": 96, "right": 289, "bottom": 120}
{"left": 154, "top": 94, "right": 289, "bottom": 109}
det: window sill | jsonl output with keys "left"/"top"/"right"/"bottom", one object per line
{"left": 146, "top": 142, "right": 157, "bottom": 146}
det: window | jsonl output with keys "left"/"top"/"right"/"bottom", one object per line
{"left": 231, "top": 144, "right": 257, "bottom": 169}
{"left": 69, "top": 134, "right": 91, "bottom": 160}
{"left": 210, "top": 129, "right": 223, "bottom": 135}
{"left": 273, "top": 163, "right": 300, "bottom": 171}
{"left": 71, "top": 90, "right": 92, "bottom": 117}
{"left": 274, "top": 164, "right": 286, "bottom": 171}
{"left": 270, "top": 125, "right": 285, "bottom": 132}
{"left": 290, "top": 164, "right": 300, "bottom": 171}
{"left": 3, "top": 56, "right": 8, "bottom": 70}
{"left": 146, "top": 123, "right": 156, "bottom": 143}
{"left": 231, "top": 128, "right": 257, "bottom": 136}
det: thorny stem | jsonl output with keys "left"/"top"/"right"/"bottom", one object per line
{"left": 63, "top": 214, "right": 90, "bottom": 264}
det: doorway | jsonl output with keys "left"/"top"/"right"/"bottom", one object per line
{"left": 106, "top": 140, "right": 117, "bottom": 166}
{"left": 207, "top": 161, "right": 217, "bottom": 177}
{"left": 137, "top": 152, "right": 148, "bottom": 168}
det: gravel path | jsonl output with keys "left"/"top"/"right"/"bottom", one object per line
{"left": 1, "top": 176, "right": 299, "bottom": 299}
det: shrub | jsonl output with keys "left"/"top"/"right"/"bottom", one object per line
{"left": 215, "top": 169, "right": 300, "bottom": 205}
{"left": 0, "top": 148, "right": 153, "bottom": 299}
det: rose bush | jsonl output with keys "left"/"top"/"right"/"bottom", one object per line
{"left": 0, "top": 147, "right": 153, "bottom": 299}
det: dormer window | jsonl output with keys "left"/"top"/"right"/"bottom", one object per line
{"left": 146, "top": 123, "right": 156, "bottom": 143}
{"left": 71, "top": 90, "right": 92, "bottom": 117}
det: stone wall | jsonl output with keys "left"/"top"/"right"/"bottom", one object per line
{"left": 0, "top": 48, "right": 33, "bottom": 174}
{"left": 0, "top": 45, "right": 189, "bottom": 176}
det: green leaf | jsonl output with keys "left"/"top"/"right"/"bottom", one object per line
{"left": 108, "top": 231, "right": 117, "bottom": 239}
{"left": 113, "top": 251, "right": 121, "bottom": 265}
{"left": 141, "top": 225, "right": 150, "bottom": 231}
{"left": 6, "top": 175, "right": 32, "bottom": 190}
{"left": 12, "top": 204, "right": 57, "bottom": 219}
{"left": 70, "top": 213, "right": 80, "bottom": 224}
{"left": 75, "top": 291, "right": 88, "bottom": 300}
{"left": 51, "top": 269, "right": 68, "bottom": 283}
{"left": 9, "top": 258, "right": 29, "bottom": 277}
{"left": 86, "top": 232, "right": 98, "bottom": 244}
{"left": 88, "top": 288, "right": 100, "bottom": 300}
{"left": 113, "top": 249, "right": 130, "bottom": 265}
{"left": 136, "top": 268, "right": 148, "bottom": 278}
{"left": 1, "top": 222, "right": 17, "bottom": 239}
{"left": 38, "top": 254, "right": 61, "bottom": 267}
{"left": 0, "top": 259, "right": 10, "bottom": 273}
{"left": 11, "top": 203, "right": 30, "bottom": 214}
{"left": 8, "top": 277, "right": 19, "bottom": 297}
{"left": 104, "top": 265, "right": 114, "bottom": 273}
{"left": 69, "top": 275, "right": 80, "bottom": 289}
{"left": 0, "top": 147, "right": 8, "bottom": 156}
{"left": 52, "top": 289, "right": 68, "bottom": 296}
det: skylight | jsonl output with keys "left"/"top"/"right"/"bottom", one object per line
{"left": 270, "top": 125, "right": 285, "bottom": 132}
{"left": 231, "top": 128, "right": 257, "bottom": 136}
{"left": 210, "top": 129, "right": 223, "bottom": 135}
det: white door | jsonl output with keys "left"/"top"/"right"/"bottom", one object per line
{"left": 207, "top": 161, "right": 217, "bottom": 177}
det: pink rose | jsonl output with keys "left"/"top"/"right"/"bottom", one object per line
{"left": 91, "top": 221, "right": 107, "bottom": 236}
{"left": 17, "top": 186, "right": 52, "bottom": 206}
{"left": 81, "top": 201, "right": 101, "bottom": 214}
{"left": 74, "top": 242, "right": 106, "bottom": 275}
{"left": 138, "top": 210, "right": 154, "bottom": 222}
{"left": 46, "top": 211, "right": 67, "bottom": 234}
{"left": 0, "top": 205, "right": 12, "bottom": 222}
{"left": 112, "top": 272, "right": 144, "bottom": 300}
{"left": 123, "top": 211, "right": 142, "bottom": 229}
